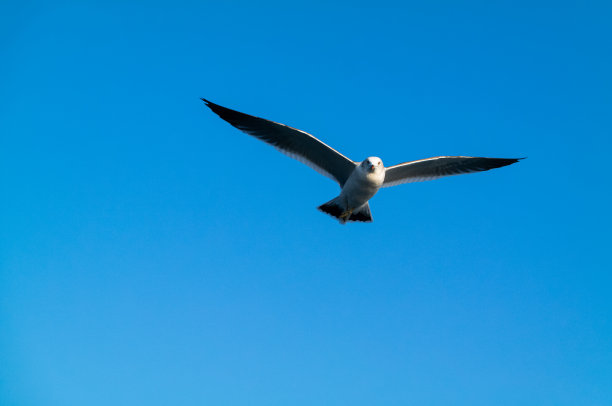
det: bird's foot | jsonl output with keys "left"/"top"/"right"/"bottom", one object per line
{"left": 339, "top": 209, "right": 353, "bottom": 221}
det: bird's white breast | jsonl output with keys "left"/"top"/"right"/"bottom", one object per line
{"left": 340, "top": 167, "right": 385, "bottom": 209}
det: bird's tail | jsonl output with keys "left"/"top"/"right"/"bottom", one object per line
{"left": 349, "top": 203, "right": 373, "bottom": 223}
{"left": 318, "top": 197, "right": 373, "bottom": 224}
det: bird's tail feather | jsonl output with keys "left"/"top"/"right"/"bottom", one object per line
{"left": 318, "top": 197, "right": 373, "bottom": 224}
{"left": 318, "top": 196, "right": 346, "bottom": 223}
{"left": 349, "top": 203, "right": 373, "bottom": 223}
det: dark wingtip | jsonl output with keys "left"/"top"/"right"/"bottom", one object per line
{"left": 201, "top": 98, "right": 222, "bottom": 110}
{"left": 201, "top": 98, "right": 223, "bottom": 114}
{"left": 503, "top": 157, "right": 525, "bottom": 168}
{"left": 500, "top": 157, "right": 525, "bottom": 165}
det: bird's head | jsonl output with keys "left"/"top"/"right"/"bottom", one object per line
{"left": 361, "top": 157, "right": 384, "bottom": 174}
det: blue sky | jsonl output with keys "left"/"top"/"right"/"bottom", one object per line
{"left": 1, "top": 1, "right": 611, "bottom": 405}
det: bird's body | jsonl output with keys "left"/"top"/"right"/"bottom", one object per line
{"left": 319, "top": 157, "right": 385, "bottom": 223}
{"left": 344, "top": 157, "right": 385, "bottom": 207}
{"left": 202, "top": 98, "right": 523, "bottom": 224}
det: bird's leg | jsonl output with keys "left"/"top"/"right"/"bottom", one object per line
{"left": 340, "top": 208, "right": 353, "bottom": 222}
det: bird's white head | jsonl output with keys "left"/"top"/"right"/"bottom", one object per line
{"left": 360, "top": 157, "right": 384, "bottom": 174}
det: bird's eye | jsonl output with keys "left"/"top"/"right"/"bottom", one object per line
{"left": 378, "top": 162, "right": 381, "bottom": 166}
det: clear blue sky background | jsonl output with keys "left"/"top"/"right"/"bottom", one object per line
{"left": 1, "top": 1, "right": 611, "bottom": 405}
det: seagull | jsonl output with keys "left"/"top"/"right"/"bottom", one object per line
{"left": 202, "top": 99, "right": 523, "bottom": 224}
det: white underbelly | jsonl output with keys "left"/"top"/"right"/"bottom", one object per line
{"left": 341, "top": 170, "right": 383, "bottom": 209}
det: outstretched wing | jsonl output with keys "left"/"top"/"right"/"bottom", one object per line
{"left": 202, "top": 99, "right": 356, "bottom": 186}
{"left": 383, "top": 156, "right": 523, "bottom": 187}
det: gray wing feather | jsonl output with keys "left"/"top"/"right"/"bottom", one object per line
{"left": 383, "top": 156, "right": 523, "bottom": 187}
{"left": 202, "top": 99, "right": 356, "bottom": 186}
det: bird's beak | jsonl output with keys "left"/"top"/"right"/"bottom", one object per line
{"left": 369, "top": 166, "right": 375, "bottom": 172}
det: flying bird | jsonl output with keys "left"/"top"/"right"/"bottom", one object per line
{"left": 202, "top": 99, "right": 522, "bottom": 224}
